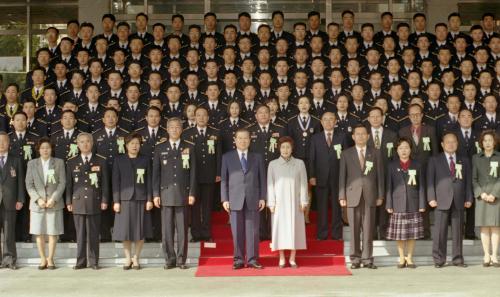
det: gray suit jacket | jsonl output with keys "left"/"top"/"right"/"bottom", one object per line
{"left": 221, "top": 150, "right": 266, "bottom": 211}
{"left": 339, "top": 146, "right": 385, "bottom": 208}
{"left": 25, "top": 158, "right": 66, "bottom": 212}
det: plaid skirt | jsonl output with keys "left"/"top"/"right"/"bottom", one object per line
{"left": 386, "top": 212, "right": 424, "bottom": 241}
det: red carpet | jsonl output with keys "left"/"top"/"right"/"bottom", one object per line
{"left": 195, "top": 212, "right": 351, "bottom": 277}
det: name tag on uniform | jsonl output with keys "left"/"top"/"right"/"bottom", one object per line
{"left": 91, "top": 166, "right": 100, "bottom": 172}
{"left": 163, "top": 160, "right": 167, "bottom": 165}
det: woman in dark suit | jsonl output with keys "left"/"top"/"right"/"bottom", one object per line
{"left": 112, "top": 132, "right": 153, "bottom": 270}
{"left": 472, "top": 130, "right": 500, "bottom": 267}
{"left": 386, "top": 137, "right": 426, "bottom": 268}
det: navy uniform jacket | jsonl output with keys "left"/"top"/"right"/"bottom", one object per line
{"left": 219, "top": 118, "right": 250, "bottom": 154}
{"left": 27, "top": 119, "right": 48, "bottom": 137}
{"left": 77, "top": 104, "right": 106, "bottom": 133}
{"left": 136, "top": 126, "right": 168, "bottom": 160}
{"left": 309, "top": 130, "right": 347, "bottom": 189}
{"left": 453, "top": 127, "right": 481, "bottom": 160}
{"left": 50, "top": 129, "right": 80, "bottom": 162}
{"left": 426, "top": 153, "right": 473, "bottom": 211}
{"left": 92, "top": 127, "right": 128, "bottom": 169}
{"left": 386, "top": 160, "right": 426, "bottom": 213}
{"left": 200, "top": 102, "right": 227, "bottom": 129}
{"left": 9, "top": 131, "right": 40, "bottom": 165}
{"left": 50, "top": 119, "right": 89, "bottom": 135}
{"left": 152, "top": 140, "right": 197, "bottom": 207}
{"left": 182, "top": 126, "right": 222, "bottom": 184}
{"left": 423, "top": 101, "right": 447, "bottom": 127}
{"left": 120, "top": 102, "right": 148, "bottom": 132}
{"left": 0, "top": 154, "right": 26, "bottom": 210}
{"left": 112, "top": 154, "right": 152, "bottom": 203}
{"left": 65, "top": 154, "right": 110, "bottom": 215}
{"left": 436, "top": 114, "right": 460, "bottom": 141}
{"left": 248, "top": 123, "right": 286, "bottom": 168}
{"left": 286, "top": 115, "right": 321, "bottom": 160}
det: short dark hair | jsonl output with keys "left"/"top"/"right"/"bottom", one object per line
{"left": 102, "top": 13, "right": 116, "bottom": 22}
{"left": 36, "top": 137, "right": 53, "bottom": 152}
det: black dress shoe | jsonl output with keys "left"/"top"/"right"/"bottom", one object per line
{"left": 452, "top": 263, "right": 467, "bottom": 268}
{"left": 178, "top": 264, "right": 188, "bottom": 270}
{"left": 406, "top": 263, "right": 417, "bottom": 269}
{"left": 91, "top": 265, "right": 100, "bottom": 270}
{"left": 364, "top": 263, "right": 377, "bottom": 269}
{"left": 132, "top": 264, "right": 141, "bottom": 270}
{"left": 73, "top": 265, "right": 86, "bottom": 270}
{"left": 350, "top": 263, "right": 361, "bottom": 269}
{"left": 47, "top": 265, "right": 56, "bottom": 270}
{"left": 232, "top": 263, "right": 244, "bottom": 270}
{"left": 247, "top": 262, "right": 263, "bottom": 269}
{"left": 6, "top": 264, "right": 18, "bottom": 270}
{"left": 164, "top": 263, "right": 176, "bottom": 269}
{"left": 483, "top": 262, "right": 491, "bottom": 267}
{"left": 38, "top": 263, "right": 47, "bottom": 270}
{"left": 123, "top": 263, "right": 132, "bottom": 270}
{"left": 434, "top": 263, "right": 445, "bottom": 268}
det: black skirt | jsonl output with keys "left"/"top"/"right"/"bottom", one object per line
{"left": 112, "top": 200, "right": 153, "bottom": 241}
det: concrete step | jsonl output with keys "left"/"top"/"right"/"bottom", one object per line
{"left": 342, "top": 226, "right": 478, "bottom": 241}
{"left": 15, "top": 242, "right": 201, "bottom": 267}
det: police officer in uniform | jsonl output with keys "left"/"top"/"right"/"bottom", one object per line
{"left": 66, "top": 132, "right": 109, "bottom": 270}
{"left": 152, "top": 117, "right": 197, "bottom": 270}
{"left": 92, "top": 108, "right": 128, "bottom": 241}
{"left": 182, "top": 107, "right": 222, "bottom": 242}
{"left": 248, "top": 105, "right": 285, "bottom": 240}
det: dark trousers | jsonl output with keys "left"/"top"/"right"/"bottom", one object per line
{"left": 74, "top": 214, "right": 101, "bottom": 266}
{"left": 230, "top": 201, "right": 259, "bottom": 264}
{"left": 161, "top": 206, "right": 188, "bottom": 265}
{"left": 465, "top": 202, "right": 476, "bottom": 238}
{"left": 151, "top": 207, "right": 162, "bottom": 241}
{"left": 15, "top": 204, "right": 29, "bottom": 241}
{"left": 315, "top": 185, "right": 343, "bottom": 240}
{"left": 191, "top": 183, "right": 215, "bottom": 240}
{"left": 375, "top": 200, "right": 389, "bottom": 240}
{"left": 0, "top": 202, "right": 17, "bottom": 265}
{"left": 347, "top": 195, "right": 376, "bottom": 265}
{"left": 99, "top": 207, "right": 113, "bottom": 241}
{"left": 259, "top": 207, "right": 271, "bottom": 240}
{"left": 61, "top": 207, "right": 76, "bottom": 241}
{"left": 432, "top": 203, "right": 464, "bottom": 265}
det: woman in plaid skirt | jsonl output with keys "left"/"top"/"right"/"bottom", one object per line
{"left": 386, "top": 137, "right": 426, "bottom": 268}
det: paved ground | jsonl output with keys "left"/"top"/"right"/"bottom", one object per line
{"left": 1, "top": 264, "right": 499, "bottom": 297}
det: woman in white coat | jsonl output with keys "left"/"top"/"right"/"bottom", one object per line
{"left": 25, "top": 137, "right": 66, "bottom": 270}
{"left": 267, "top": 136, "right": 308, "bottom": 268}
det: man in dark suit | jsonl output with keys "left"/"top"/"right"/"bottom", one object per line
{"left": 221, "top": 128, "right": 266, "bottom": 269}
{"left": 339, "top": 124, "right": 385, "bottom": 269}
{"left": 0, "top": 132, "right": 25, "bottom": 269}
{"left": 427, "top": 132, "right": 473, "bottom": 268}
{"left": 152, "top": 117, "right": 197, "bottom": 270}
{"left": 182, "top": 107, "right": 221, "bottom": 242}
{"left": 309, "top": 112, "right": 347, "bottom": 240}
{"left": 66, "top": 132, "right": 109, "bottom": 270}
{"left": 366, "top": 107, "right": 398, "bottom": 240}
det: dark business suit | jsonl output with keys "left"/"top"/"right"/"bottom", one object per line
{"left": 221, "top": 150, "right": 266, "bottom": 265}
{"left": 152, "top": 140, "right": 197, "bottom": 266}
{"left": 66, "top": 154, "right": 109, "bottom": 267}
{"left": 427, "top": 153, "right": 473, "bottom": 265}
{"left": 339, "top": 146, "right": 385, "bottom": 265}
{"left": 0, "top": 155, "right": 25, "bottom": 266}
{"left": 309, "top": 131, "right": 347, "bottom": 240}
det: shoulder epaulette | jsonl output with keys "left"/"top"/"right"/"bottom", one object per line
{"left": 183, "top": 140, "right": 194, "bottom": 145}
{"left": 67, "top": 155, "right": 78, "bottom": 161}
{"left": 311, "top": 115, "right": 320, "bottom": 121}
{"left": 78, "top": 119, "right": 89, "bottom": 124}
{"left": 96, "top": 154, "right": 106, "bottom": 159}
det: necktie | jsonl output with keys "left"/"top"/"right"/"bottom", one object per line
{"left": 247, "top": 104, "right": 251, "bottom": 111}
{"left": 200, "top": 129, "right": 205, "bottom": 137}
{"left": 374, "top": 130, "right": 381, "bottom": 149}
{"left": 302, "top": 116, "right": 307, "bottom": 127}
{"left": 211, "top": 104, "right": 215, "bottom": 110}
{"left": 27, "top": 121, "right": 32, "bottom": 129}
{"left": 326, "top": 132, "right": 332, "bottom": 148}
{"left": 91, "top": 106, "right": 95, "bottom": 113}
{"left": 75, "top": 92, "right": 79, "bottom": 98}
{"left": 449, "top": 155, "right": 455, "bottom": 177}
{"left": 451, "top": 115, "right": 456, "bottom": 123}
{"left": 18, "top": 133, "right": 23, "bottom": 141}
{"left": 0, "top": 156, "right": 4, "bottom": 168}
{"left": 10, "top": 106, "right": 13, "bottom": 114}
{"left": 108, "top": 130, "right": 113, "bottom": 138}
{"left": 316, "top": 102, "right": 321, "bottom": 109}
{"left": 262, "top": 126, "right": 267, "bottom": 134}
{"left": 357, "top": 105, "right": 361, "bottom": 112}
{"left": 299, "top": 90, "right": 303, "bottom": 96}
{"left": 464, "top": 130, "right": 470, "bottom": 144}
{"left": 35, "top": 89, "right": 39, "bottom": 97}
{"left": 341, "top": 115, "right": 345, "bottom": 121}
{"left": 59, "top": 81, "right": 63, "bottom": 89}
{"left": 412, "top": 128, "right": 419, "bottom": 145}
{"left": 66, "top": 131, "right": 70, "bottom": 140}
{"left": 468, "top": 104, "right": 473, "bottom": 110}
{"left": 191, "top": 93, "right": 195, "bottom": 101}
{"left": 359, "top": 148, "right": 365, "bottom": 170}
{"left": 281, "top": 104, "right": 286, "bottom": 111}
{"left": 151, "top": 128, "right": 156, "bottom": 140}
{"left": 281, "top": 79, "right": 285, "bottom": 83}
{"left": 233, "top": 120, "right": 237, "bottom": 126}
{"left": 131, "top": 104, "right": 136, "bottom": 112}
{"left": 173, "top": 142, "right": 177, "bottom": 151}
{"left": 396, "top": 103, "right": 400, "bottom": 110}
{"left": 240, "top": 152, "right": 248, "bottom": 173}
{"left": 84, "top": 156, "right": 89, "bottom": 165}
